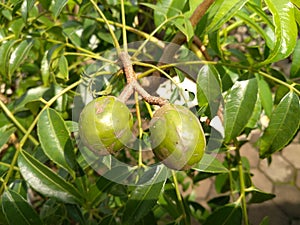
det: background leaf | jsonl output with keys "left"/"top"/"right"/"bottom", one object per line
{"left": 224, "top": 79, "right": 258, "bottom": 142}
{"left": 1, "top": 189, "right": 42, "bottom": 225}
{"left": 259, "top": 91, "right": 300, "bottom": 158}
{"left": 37, "top": 108, "right": 76, "bottom": 177}
{"left": 18, "top": 150, "right": 83, "bottom": 204}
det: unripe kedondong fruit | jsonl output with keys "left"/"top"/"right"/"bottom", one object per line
{"left": 78, "top": 96, "right": 133, "bottom": 155}
{"left": 150, "top": 104, "right": 206, "bottom": 170}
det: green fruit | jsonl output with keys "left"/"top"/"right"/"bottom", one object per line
{"left": 79, "top": 96, "right": 133, "bottom": 155}
{"left": 150, "top": 104, "right": 206, "bottom": 170}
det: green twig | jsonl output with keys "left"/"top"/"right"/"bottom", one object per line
{"left": 0, "top": 100, "right": 39, "bottom": 146}
{"left": 172, "top": 170, "right": 189, "bottom": 225}
{"left": 90, "top": 0, "right": 121, "bottom": 54}
{"left": 236, "top": 148, "right": 249, "bottom": 225}
{"left": 120, "top": 0, "right": 127, "bottom": 53}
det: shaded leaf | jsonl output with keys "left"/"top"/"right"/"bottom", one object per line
{"left": 259, "top": 217, "right": 270, "bottom": 225}
{"left": 290, "top": 40, "right": 300, "bottom": 78}
{"left": 0, "top": 126, "right": 16, "bottom": 149}
{"left": 192, "top": 153, "right": 228, "bottom": 173}
{"left": 2, "top": 189, "right": 42, "bottom": 225}
{"left": 37, "top": 108, "right": 76, "bottom": 177}
{"left": 247, "top": 188, "right": 275, "bottom": 204}
{"left": 122, "top": 166, "right": 168, "bottom": 224}
{"left": 224, "top": 79, "right": 258, "bottom": 142}
{"left": 18, "top": 150, "right": 83, "bottom": 204}
{"left": 260, "top": 0, "right": 298, "bottom": 64}
{"left": 203, "top": 204, "right": 242, "bottom": 225}
{"left": 259, "top": 92, "right": 300, "bottom": 158}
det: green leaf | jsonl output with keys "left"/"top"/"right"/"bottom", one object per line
{"left": 203, "top": 204, "right": 242, "bottom": 225}
{"left": 236, "top": 9, "right": 273, "bottom": 50}
{"left": 37, "top": 108, "right": 76, "bottom": 177}
{"left": 259, "top": 217, "right": 270, "bottom": 225}
{"left": 259, "top": 91, "right": 300, "bottom": 158}
{"left": 13, "top": 86, "right": 48, "bottom": 113}
{"left": 41, "top": 50, "right": 50, "bottom": 86}
{"left": 18, "top": 150, "right": 83, "bottom": 204}
{"left": 260, "top": 0, "right": 298, "bottom": 64}
{"left": 0, "top": 40, "right": 16, "bottom": 80}
{"left": 99, "top": 215, "right": 117, "bottom": 225}
{"left": 192, "top": 153, "right": 228, "bottom": 173}
{"left": 247, "top": 188, "right": 275, "bottom": 204}
{"left": 122, "top": 166, "right": 168, "bottom": 224}
{"left": 246, "top": 94, "right": 261, "bottom": 129}
{"left": 207, "top": 0, "right": 250, "bottom": 32}
{"left": 224, "top": 79, "right": 258, "bottom": 142}
{"left": 57, "top": 55, "right": 69, "bottom": 80}
{"left": 197, "top": 64, "right": 222, "bottom": 118}
{"left": 256, "top": 75, "right": 273, "bottom": 118}
{"left": 2, "top": 189, "right": 42, "bottom": 225}
{"left": 21, "top": 0, "right": 35, "bottom": 22}
{"left": 9, "top": 39, "right": 34, "bottom": 78}
{"left": 290, "top": 40, "right": 300, "bottom": 79}
{"left": 172, "top": 16, "right": 194, "bottom": 43}
{"left": 50, "top": 0, "right": 68, "bottom": 18}
{"left": 152, "top": 0, "right": 188, "bottom": 29}
{"left": 0, "top": 126, "right": 16, "bottom": 149}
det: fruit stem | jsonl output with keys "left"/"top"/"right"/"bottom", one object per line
{"left": 135, "top": 92, "right": 144, "bottom": 167}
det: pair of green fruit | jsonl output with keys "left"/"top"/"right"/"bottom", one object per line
{"left": 79, "top": 96, "right": 206, "bottom": 170}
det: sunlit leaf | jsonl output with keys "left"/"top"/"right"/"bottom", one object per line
{"left": 37, "top": 108, "right": 76, "bottom": 177}
{"left": 192, "top": 153, "right": 228, "bottom": 173}
{"left": 197, "top": 64, "right": 222, "bottom": 118}
{"left": 18, "top": 150, "right": 83, "bottom": 204}
{"left": 259, "top": 92, "right": 300, "bottom": 158}
{"left": 207, "top": 0, "right": 249, "bottom": 32}
{"left": 50, "top": 0, "right": 68, "bottom": 18}
{"left": 9, "top": 39, "right": 34, "bottom": 78}
{"left": 224, "top": 79, "right": 258, "bottom": 142}
{"left": 260, "top": 0, "right": 298, "bottom": 64}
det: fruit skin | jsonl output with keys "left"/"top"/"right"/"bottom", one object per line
{"left": 150, "top": 104, "right": 206, "bottom": 170}
{"left": 78, "top": 96, "right": 133, "bottom": 155}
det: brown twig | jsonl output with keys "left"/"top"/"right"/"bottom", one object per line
{"left": 118, "top": 52, "right": 168, "bottom": 106}
{"left": 156, "top": 0, "right": 215, "bottom": 67}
